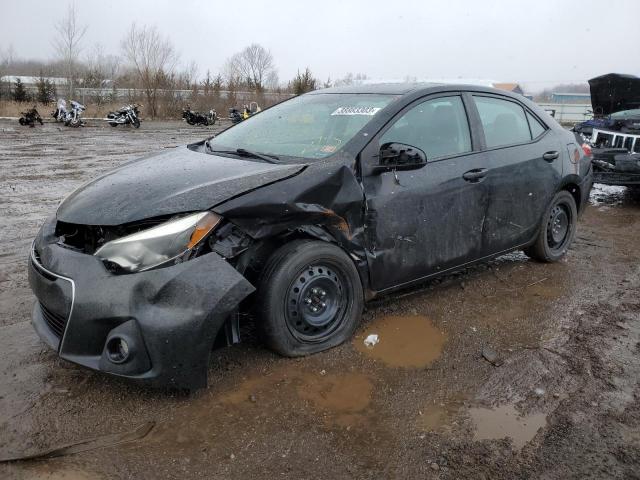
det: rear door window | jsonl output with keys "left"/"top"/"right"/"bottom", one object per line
{"left": 473, "top": 96, "right": 532, "bottom": 148}
{"left": 380, "top": 96, "right": 471, "bottom": 159}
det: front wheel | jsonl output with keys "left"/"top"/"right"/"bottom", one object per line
{"left": 133, "top": 118, "right": 140, "bottom": 128}
{"left": 524, "top": 190, "right": 577, "bottom": 262}
{"left": 256, "top": 240, "right": 364, "bottom": 357}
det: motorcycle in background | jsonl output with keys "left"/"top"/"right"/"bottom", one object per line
{"left": 228, "top": 108, "right": 243, "bottom": 124}
{"left": 64, "top": 100, "right": 86, "bottom": 127}
{"left": 182, "top": 106, "right": 217, "bottom": 126}
{"left": 106, "top": 104, "right": 142, "bottom": 128}
{"left": 19, "top": 106, "right": 44, "bottom": 127}
{"left": 229, "top": 102, "right": 261, "bottom": 123}
{"left": 51, "top": 99, "right": 68, "bottom": 122}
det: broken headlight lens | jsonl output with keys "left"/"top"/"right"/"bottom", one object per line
{"left": 95, "top": 212, "right": 221, "bottom": 273}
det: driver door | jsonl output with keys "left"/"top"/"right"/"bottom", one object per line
{"left": 361, "top": 94, "right": 491, "bottom": 291}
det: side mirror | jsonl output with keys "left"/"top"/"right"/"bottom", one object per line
{"left": 373, "top": 143, "right": 427, "bottom": 173}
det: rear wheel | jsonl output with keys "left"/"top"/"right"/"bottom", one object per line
{"left": 524, "top": 190, "right": 577, "bottom": 262}
{"left": 257, "top": 240, "right": 364, "bottom": 356}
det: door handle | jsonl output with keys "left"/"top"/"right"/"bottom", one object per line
{"left": 462, "top": 168, "right": 488, "bottom": 182}
{"left": 543, "top": 151, "right": 559, "bottom": 161}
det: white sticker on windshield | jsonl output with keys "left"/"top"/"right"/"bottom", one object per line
{"left": 331, "top": 106, "right": 382, "bottom": 116}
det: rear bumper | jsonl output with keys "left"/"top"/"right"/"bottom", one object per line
{"left": 593, "top": 171, "right": 640, "bottom": 186}
{"left": 29, "top": 217, "right": 254, "bottom": 390}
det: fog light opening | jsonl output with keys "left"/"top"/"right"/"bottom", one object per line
{"left": 106, "top": 337, "right": 130, "bottom": 364}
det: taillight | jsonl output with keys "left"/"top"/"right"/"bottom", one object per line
{"left": 581, "top": 143, "right": 592, "bottom": 157}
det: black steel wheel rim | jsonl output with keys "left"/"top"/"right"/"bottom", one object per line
{"left": 285, "top": 264, "right": 349, "bottom": 342}
{"left": 547, "top": 203, "right": 571, "bottom": 250}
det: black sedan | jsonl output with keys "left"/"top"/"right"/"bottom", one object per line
{"left": 29, "top": 83, "right": 593, "bottom": 389}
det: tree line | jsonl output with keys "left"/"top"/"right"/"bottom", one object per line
{"left": 0, "top": 4, "right": 368, "bottom": 118}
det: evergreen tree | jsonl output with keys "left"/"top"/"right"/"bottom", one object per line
{"left": 12, "top": 78, "right": 29, "bottom": 102}
{"left": 36, "top": 73, "right": 52, "bottom": 104}
{"left": 291, "top": 68, "right": 317, "bottom": 95}
{"left": 213, "top": 74, "right": 222, "bottom": 103}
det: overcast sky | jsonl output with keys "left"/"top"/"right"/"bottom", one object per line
{"left": 1, "top": 0, "right": 638, "bottom": 92}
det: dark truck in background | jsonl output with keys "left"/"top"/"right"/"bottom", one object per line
{"left": 574, "top": 73, "right": 640, "bottom": 187}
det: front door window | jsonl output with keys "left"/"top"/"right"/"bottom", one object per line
{"left": 380, "top": 96, "right": 471, "bottom": 159}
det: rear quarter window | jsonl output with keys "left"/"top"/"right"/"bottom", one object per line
{"left": 526, "top": 111, "right": 546, "bottom": 139}
{"left": 473, "top": 96, "right": 532, "bottom": 148}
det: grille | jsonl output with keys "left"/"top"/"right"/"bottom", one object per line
{"left": 40, "top": 302, "right": 67, "bottom": 339}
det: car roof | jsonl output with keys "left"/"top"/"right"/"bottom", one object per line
{"left": 308, "top": 82, "right": 520, "bottom": 98}
{"left": 308, "top": 83, "right": 442, "bottom": 95}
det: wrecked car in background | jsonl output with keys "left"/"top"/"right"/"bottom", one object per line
{"left": 29, "top": 83, "right": 592, "bottom": 390}
{"left": 574, "top": 73, "right": 640, "bottom": 187}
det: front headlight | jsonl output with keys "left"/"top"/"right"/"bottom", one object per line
{"left": 95, "top": 211, "right": 221, "bottom": 273}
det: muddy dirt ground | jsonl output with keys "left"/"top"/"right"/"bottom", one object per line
{"left": 1, "top": 120, "right": 639, "bottom": 479}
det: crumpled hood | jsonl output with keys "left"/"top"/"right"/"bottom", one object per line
{"left": 589, "top": 73, "right": 640, "bottom": 116}
{"left": 57, "top": 145, "right": 304, "bottom": 225}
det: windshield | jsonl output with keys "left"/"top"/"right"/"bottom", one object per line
{"left": 207, "top": 93, "right": 397, "bottom": 160}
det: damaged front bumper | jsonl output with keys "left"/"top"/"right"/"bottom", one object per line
{"left": 28, "top": 217, "right": 254, "bottom": 390}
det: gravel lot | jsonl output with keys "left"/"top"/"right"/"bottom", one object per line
{"left": 1, "top": 120, "right": 639, "bottom": 479}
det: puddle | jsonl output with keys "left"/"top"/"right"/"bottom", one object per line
{"left": 354, "top": 315, "right": 446, "bottom": 367}
{"left": 469, "top": 404, "right": 547, "bottom": 449}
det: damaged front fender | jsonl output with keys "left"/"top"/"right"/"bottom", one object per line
{"left": 213, "top": 160, "right": 372, "bottom": 294}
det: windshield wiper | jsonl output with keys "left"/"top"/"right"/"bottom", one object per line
{"left": 205, "top": 143, "right": 279, "bottom": 163}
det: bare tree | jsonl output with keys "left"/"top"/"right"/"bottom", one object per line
{"left": 121, "top": 23, "right": 179, "bottom": 118}
{"left": 264, "top": 70, "right": 280, "bottom": 91}
{"left": 86, "top": 44, "right": 121, "bottom": 81}
{"left": 183, "top": 60, "right": 198, "bottom": 88}
{"left": 225, "top": 43, "right": 275, "bottom": 92}
{"left": 84, "top": 44, "right": 121, "bottom": 104}
{"left": 52, "top": 3, "right": 87, "bottom": 97}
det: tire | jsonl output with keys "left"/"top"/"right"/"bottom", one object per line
{"left": 256, "top": 240, "right": 364, "bottom": 357}
{"left": 133, "top": 118, "right": 140, "bottom": 128}
{"left": 524, "top": 191, "right": 577, "bottom": 262}
{"left": 109, "top": 122, "right": 118, "bottom": 127}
